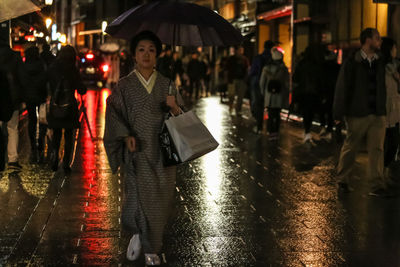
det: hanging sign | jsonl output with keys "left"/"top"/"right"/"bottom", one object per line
{"left": 373, "top": 0, "right": 400, "bottom": 3}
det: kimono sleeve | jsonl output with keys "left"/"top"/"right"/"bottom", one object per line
{"left": 103, "top": 86, "right": 131, "bottom": 173}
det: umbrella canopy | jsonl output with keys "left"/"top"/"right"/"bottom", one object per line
{"left": 105, "top": 1, "right": 243, "bottom": 46}
{"left": 0, "top": 0, "right": 41, "bottom": 23}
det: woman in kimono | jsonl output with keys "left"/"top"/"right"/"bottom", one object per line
{"left": 103, "top": 31, "right": 183, "bottom": 265}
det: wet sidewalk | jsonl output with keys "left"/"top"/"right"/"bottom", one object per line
{"left": 1, "top": 90, "right": 400, "bottom": 266}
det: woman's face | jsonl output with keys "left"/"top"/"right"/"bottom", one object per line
{"left": 134, "top": 40, "right": 157, "bottom": 70}
{"left": 391, "top": 44, "right": 397, "bottom": 59}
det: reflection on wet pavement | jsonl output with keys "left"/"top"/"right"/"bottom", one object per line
{"left": 1, "top": 90, "right": 400, "bottom": 266}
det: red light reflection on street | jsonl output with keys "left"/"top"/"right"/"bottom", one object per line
{"left": 78, "top": 90, "right": 113, "bottom": 260}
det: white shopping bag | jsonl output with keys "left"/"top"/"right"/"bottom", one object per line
{"left": 165, "top": 110, "right": 219, "bottom": 162}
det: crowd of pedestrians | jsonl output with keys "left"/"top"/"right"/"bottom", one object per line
{"left": 246, "top": 28, "right": 400, "bottom": 198}
{"left": 0, "top": 29, "right": 86, "bottom": 174}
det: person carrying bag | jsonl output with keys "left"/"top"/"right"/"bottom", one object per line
{"left": 47, "top": 45, "right": 86, "bottom": 173}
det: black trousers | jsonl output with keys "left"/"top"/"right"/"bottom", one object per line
{"left": 190, "top": 79, "right": 202, "bottom": 99}
{"left": 53, "top": 128, "right": 73, "bottom": 167}
{"left": 267, "top": 108, "right": 281, "bottom": 134}
{"left": 301, "top": 95, "right": 319, "bottom": 133}
{"left": 0, "top": 124, "right": 5, "bottom": 171}
{"left": 384, "top": 123, "right": 400, "bottom": 167}
{"left": 27, "top": 104, "right": 47, "bottom": 153}
{"left": 319, "top": 98, "right": 334, "bottom": 132}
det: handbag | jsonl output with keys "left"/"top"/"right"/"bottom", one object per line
{"left": 50, "top": 76, "right": 73, "bottom": 119}
{"left": 267, "top": 79, "right": 282, "bottom": 94}
{"left": 159, "top": 110, "right": 219, "bottom": 166}
{"left": 159, "top": 114, "right": 181, "bottom": 166}
{"left": 39, "top": 103, "right": 49, "bottom": 125}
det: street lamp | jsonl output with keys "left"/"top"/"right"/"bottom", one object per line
{"left": 45, "top": 18, "right": 52, "bottom": 28}
{"left": 60, "top": 34, "right": 66, "bottom": 44}
{"left": 102, "top": 21, "right": 107, "bottom": 34}
{"left": 51, "top": 24, "right": 57, "bottom": 41}
{"left": 101, "top": 21, "right": 107, "bottom": 43}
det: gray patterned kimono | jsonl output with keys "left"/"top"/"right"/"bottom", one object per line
{"left": 103, "top": 70, "right": 183, "bottom": 253}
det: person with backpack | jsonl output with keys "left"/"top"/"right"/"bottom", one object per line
{"left": 259, "top": 47, "right": 289, "bottom": 139}
{"left": 21, "top": 46, "right": 48, "bottom": 164}
{"left": 0, "top": 24, "right": 25, "bottom": 171}
{"left": 249, "top": 40, "right": 274, "bottom": 133}
{"left": 47, "top": 45, "right": 86, "bottom": 173}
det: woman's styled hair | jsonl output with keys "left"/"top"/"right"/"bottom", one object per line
{"left": 57, "top": 45, "right": 77, "bottom": 66}
{"left": 130, "top": 31, "right": 162, "bottom": 57}
{"left": 381, "top": 37, "right": 396, "bottom": 65}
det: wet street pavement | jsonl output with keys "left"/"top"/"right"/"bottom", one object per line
{"left": 1, "top": 89, "right": 400, "bottom": 266}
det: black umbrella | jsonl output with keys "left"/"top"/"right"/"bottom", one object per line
{"left": 105, "top": 0, "right": 243, "bottom": 46}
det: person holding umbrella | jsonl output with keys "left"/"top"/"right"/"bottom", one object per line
{"left": 103, "top": 31, "right": 184, "bottom": 265}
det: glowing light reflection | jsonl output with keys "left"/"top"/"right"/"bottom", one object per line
{"left": 100, "top": 89, "right": 111, "bottom": 138}
{"left": 200, "top": 98, "right": 224, "bottom": 231}
{"left": 80, "top": 90, "right": 112, "bottom": 257}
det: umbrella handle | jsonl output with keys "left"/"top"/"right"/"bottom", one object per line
{"left": 168, "top": 79, "right": 173, "bottom": 95}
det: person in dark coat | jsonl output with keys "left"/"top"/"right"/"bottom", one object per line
{"left": 47, "top": 45, "right": 86, "bottom": 173}
{"left": 22, "top": 46, "right": 48, "bottom": 163}
{"left": 187, "top": 52, "right": 203, "bottom": 99}
{"left": 217, "top": 55, "right": 229, "bottom": 102}
{"left": 226, "top": 46, "right": 250, "bottom": 115}
{"left": 318, "top": 50, "right": 341, "bottom": 142}
{"left": 293, "top": 44, "right": 325, "bottom": 145}
{"left": 120, "top": 49, "right": 134, "bottom": 78}
{"left": 172, "top": 52, "right": 184, "bottom": 86}
{"left": 156, "top": 47, "right": 173, "bottom": 80}
{"left": 0, "top": 26, "right": 25, "bottom": 171}
{"left": 334, "top": 28, "right": 388, "bottom": 197}
{"left": 39, "top": 42, "right": 56, "bottom": 68}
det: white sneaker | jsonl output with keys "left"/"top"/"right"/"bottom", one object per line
{"left": 303, "top": 133, "right": 316, "bottom": 146}
{"left": 321, "top": 132, "right": 332, "bottom": 142}
{"left": 145, "top": 253, "right": 161, "bottom": 265}
{"left": 126, "top": 234, "right": 141, "bottom": 261}
{"left": 303, "top": 133, "right": 312, "bottom": 142}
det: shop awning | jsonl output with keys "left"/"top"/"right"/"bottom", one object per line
{"left": 0, "top": 0, "right": 41, "bottom": 23}
{"left": 257, "top": 5, "right": 292, "bottom": 21}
